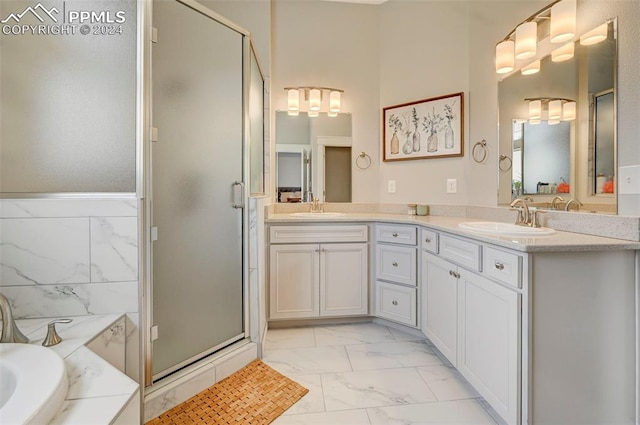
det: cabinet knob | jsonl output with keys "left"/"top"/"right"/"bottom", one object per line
{"left": 449, "top": 270, "right": 455, "bottom": 276}
{"left": 392, "top": 262, "right": 398, "bottom": 267}
{"left": 392, "top": 232, "right": 398, "bottom": 237}
{"left": 494, "top": 261, "right": 505, "bottom": 270}
{"left": 425, "top": 238, "right": 431, "bottom": 243}
{"left": 392, "top": 300, "right": 398, "bottom": 306}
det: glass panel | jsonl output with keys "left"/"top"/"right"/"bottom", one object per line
{"left": 325, "top": 146, "right": 352, "bottom": 202}
{"left": 249, "top": 49, "right": 265, "bottom": 195}
{"left": 521, "top": 121, "right": 571, "bottom": 195}
{"left": 593, "top": 91, "right": 615, "bottom": 193}
{"left": 152, "top": 0, "right": 244, "bottom": 378}
{"left": 0, "top": 0, "right": 137, "bottom": 193}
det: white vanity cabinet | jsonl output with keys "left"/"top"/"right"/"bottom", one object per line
{"left": 422, "top": 235, "right": 521, "bottom": 425}
{"left": 269, "top": 225, "right": 368, "bottom": 320}
{"left": 374, "top": 224, "right": 418, "bottom": 327}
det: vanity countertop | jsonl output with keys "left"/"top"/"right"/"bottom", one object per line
{"left": 16, "top": 314, "right": 139, "bottom": 425}
{"left": 266, "top": 212, "right": 640, "bottom": 253}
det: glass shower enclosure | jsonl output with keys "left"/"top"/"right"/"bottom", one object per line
{"left": 150, "top": 0, "right": 250, "bottom": 381}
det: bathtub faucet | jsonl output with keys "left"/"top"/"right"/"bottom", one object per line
{"left": 0, "top": 292, "right": 29, "bottom": 343}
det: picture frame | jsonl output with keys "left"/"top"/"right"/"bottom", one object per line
{"left": 383, "top": 92, "right": 464, "bottom": 161}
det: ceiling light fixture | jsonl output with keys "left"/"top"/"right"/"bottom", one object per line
{"left": 285, "top": 86, "right": 344, "bottom": 117}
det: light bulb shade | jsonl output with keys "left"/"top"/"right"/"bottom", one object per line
{"left": 548, "top": 118, "right": 560, "bottom": 125}
{"left": 309, "top": 88, "right": 322, "bottom": 111}
{"left": 580, "top": 22, "right": 608, "bottom": 46}
{"left": 495, "top": 40, "right": 515, "bottom": 74}
{"left": 327, "top": 111, "right": 338, "bottom": 117}
{"left": 529, "top": 119, "right": 541, "bottom": 125}
{"left": 552, "top": 42, "right": 574, "bottom": 62}
{"left": 329, "top": 91, "right": 341, "bottom": 113}
{"left": 521, "top": 60, "right": 541, "bottom": 75}
{"left": 562, "top": 101, "right": 576, "bottom": 120}
{"left": 548, "top": 99, "right": 562, "bottom": 120}
{"left": 550, "top": 0, "right": 576, "bottom": 44}
{"left": 287, "top": 89, "right": 299, "bottom": 111}
{"left": 308, "top": 110, "right": 319, "bottom": 117}
{"left": 529, "top": 100, "right": 542, "bottom": 120}
{"left": 515, "top": 21, "right": 537, "bottom": 59}
{"left": 287, "top": 109, "right": 299, "bottom": 116}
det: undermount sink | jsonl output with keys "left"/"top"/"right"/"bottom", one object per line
{"left": 289, "top": 212, "right": 345, "bottom": 218}
{"left": 458, "top": 221, "right": 555, "bottom": 237}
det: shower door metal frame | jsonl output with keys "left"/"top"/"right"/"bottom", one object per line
{"left": 141, "top": 0, "right": 252, "bottom": 387}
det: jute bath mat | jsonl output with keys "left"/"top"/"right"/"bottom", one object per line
{"left": 146, "top": 359, "right": 308, "bottom": 424}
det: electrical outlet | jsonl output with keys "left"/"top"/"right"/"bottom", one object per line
{"left": 388, "top": 180, "right": 396, "bottom": 193}
{"left": 446, "top": 179, "right": 457, "bottom": 194}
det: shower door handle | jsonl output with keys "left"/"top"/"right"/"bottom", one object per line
{"left": 232, "top": 181, "right": 245, "bottom": 209}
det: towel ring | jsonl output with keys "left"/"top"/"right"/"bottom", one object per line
{"left": 472, "top": 140, "right": 488, "bottom": 163}
{"left": 499, "top": 154, "right": 512, "bottom": 171}
{"left": 355, "top": 152, "right": 372, "bottom": 170}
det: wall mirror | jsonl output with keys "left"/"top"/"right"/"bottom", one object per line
{"left": 275, "top": 111, "right": 352, "bottom": 203}
{"left": 498, "top": 19, "right": 617, "bottom": 213}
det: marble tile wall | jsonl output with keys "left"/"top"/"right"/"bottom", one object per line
{"left": 0, "top": 198, "right": 140, "bottom": 382}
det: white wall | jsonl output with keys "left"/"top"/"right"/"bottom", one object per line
{"left": 271, "top": 0, "right": 380, "bottom": 203}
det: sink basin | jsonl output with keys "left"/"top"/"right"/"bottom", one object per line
{"left": 289, "top": 212, "right": 345, "bottom": 218}
{"left": 0, "top": 343, "right": 68, "bottom": 424}
{"left": 458, "top": 221, "right": 555, "bottom": 237}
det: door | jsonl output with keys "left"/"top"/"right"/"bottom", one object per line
{"left": 458, "top": 271, "right": 521, "bottom": 425}
{"left": 422, "top": 253, "right": 458, "bottom": 365}
{"left": 324, "top": 146, "right": 352, "bottom": 202}
{"left": 269, "top": 244, "right": 319, "bottom": 319}
{"left": 320, "top": 243, "right": 368, "bottom": 316}
{"left": 151, "top": 0, "right": 245, "bottom": 380}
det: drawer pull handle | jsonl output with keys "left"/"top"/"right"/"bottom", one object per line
{"left": 392, "top": 300, "right": 398, "bottom": 306}
{"left": 392, "top": 262, "right": 398, "bottom": 267}
{"left": 425, "top": 238, "right": 431, "bottom": 243}
{"left": 392, "top": 232, "right": 398, "bottom": 237}
{"left": 449, "top": 270, "right": 460, "bottom": 279}
{"left": 494, "top": 261, "right": 505, "bottom": 270}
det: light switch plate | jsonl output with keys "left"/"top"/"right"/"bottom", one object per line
{"left": 619, "top": 165, "right": 640, "bottom": 195}
{"left": 388, "top": 180, "right": 396, "bottom": 193}
{"left": 446, "top": 179, "right": 457, "bottom": 194}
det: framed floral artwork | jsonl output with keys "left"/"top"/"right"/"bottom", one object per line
{"left": 383, "top": 92, "right": 464, "bottom": 161}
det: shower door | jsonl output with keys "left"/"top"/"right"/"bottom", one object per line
{"left": 151, "top": 0, "right": 245, "bottom": 380}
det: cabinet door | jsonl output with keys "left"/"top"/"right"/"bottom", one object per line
{"left": 422, "top": 253, "right": 458, "bottom": 365}
{"left": 269, "top": 244, "right": 319, "bottom": 319}
{"left": 458, "top": 271, "right": 520, "bottom": 425}
{"left": 320, "top": 243, "right": 368, "bottom": 317}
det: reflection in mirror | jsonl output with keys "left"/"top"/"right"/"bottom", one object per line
{"left": 498, "top": 19, "right": 617, "bottom": 213}
{"left": 275, "top": 111, "right": 352, "bottom": 203}
{"left": 513, "top": 120, "right": 571, "bottom": 196}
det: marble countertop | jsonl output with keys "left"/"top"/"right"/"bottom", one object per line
{"left": 16, "top": 314, "right": 139, "bottom": 425}
{"left": 266, "top": 212, "right": 640, "bottom": 253}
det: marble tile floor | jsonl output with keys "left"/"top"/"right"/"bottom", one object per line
{"left": 263, "top": 323, "right": 504, "bottom": 425}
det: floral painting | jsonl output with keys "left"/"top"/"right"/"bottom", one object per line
{"left": 383, "top": 92, "right": 464, "bottom": 161}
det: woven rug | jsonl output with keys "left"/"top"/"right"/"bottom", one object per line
{"left": 147, "top": 359, "right": 308, "bottom": 425}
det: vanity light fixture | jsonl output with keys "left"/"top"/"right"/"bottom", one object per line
{"left": 308, "top": 111, "right": 319, "bottom": 118}
{"left": 284, "top": 86, "right": 345, "bottom": 117}
{"left": 562, "top": 101, "right": 576, "bottom": 120}
{"left": 548, "top": 118, "right": 561, "bottom": 125}
{"left": 495, "top": 0, "right": 576, "bottom": 74}
{"left": 529, "top": 119, "right": 541, "bottom": 125}
{"left": 548, "top": 99, "right": 562, "bottom": 120}
{"left": 525, "top": 97, "right": 576, "bottom": 122}
{"left": 521, "top": 60, "right": 541, "bottom": 75}
{"left": 551, "top": 41, "right": 574, "bottom": 62}
{"left": 580, "top": 22, "right": 608, "bottom": 46}
{"left": 529, "top": 99, "right": 542, "bottom": 120}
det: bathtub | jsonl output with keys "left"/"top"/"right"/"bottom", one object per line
{"left": 0, "top": 343, "right": 68, "bottom": 424}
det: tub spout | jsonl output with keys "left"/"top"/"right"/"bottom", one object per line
{"left": 0, "top": 292, "right": 29, "bottom": 343}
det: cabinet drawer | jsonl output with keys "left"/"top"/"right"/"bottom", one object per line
{"left": 483, "top": 246, "right": 522, "bottom": 288}
{"left": 376, "top": 245, "right": 417, "bottom": 286}
{"left": 376, "top": 224, "right": 417, "bottom": 245}
{"left": 375, "top": 281, "right": 417, "bottom": 326}
{"left": 420, "top": 228, "right": 439, "bottom": 253}
{"left": 270, "top": 225, "right": 368, "bottom": 244}
{"left": 440, "top": 234, "right": 482, "bottom": 272}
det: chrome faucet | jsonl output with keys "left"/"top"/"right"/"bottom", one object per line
{"left": 551, "top": 196, "right": 565, "bottom": 210}
{"left": 564, "top": 198, "right": 583, "bottom": 211}
{"left": 0, "top": 292, "right": 29, "bottom": 343}
{"left": 510, "top": 198, "right": 530, "bottom": 226}
{"left": 310, "top": 197, "right": 323, "bottom": 213}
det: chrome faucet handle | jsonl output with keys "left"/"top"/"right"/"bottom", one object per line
{"left": 529, "top": 209, "right": 547, "bottom": 228}
{"left": 42, "top": 319, "right": 73, "bottom": 347}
